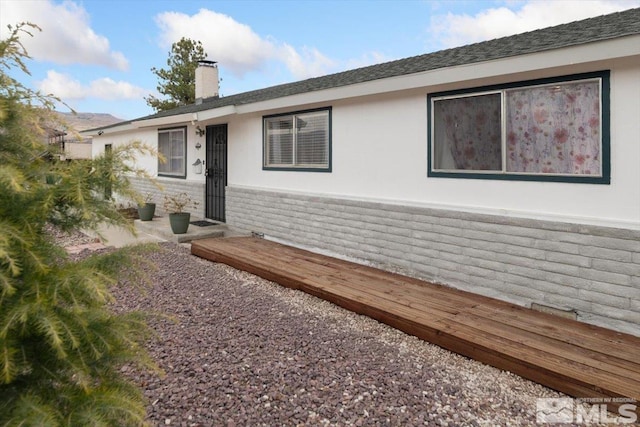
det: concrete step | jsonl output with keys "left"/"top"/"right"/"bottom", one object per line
{"left": 135, "top": 216, "right": 227, "bottom": 244}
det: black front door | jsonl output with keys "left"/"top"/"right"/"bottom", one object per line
{"left": 205, "top": 124, "right": 227, "bottom": 222}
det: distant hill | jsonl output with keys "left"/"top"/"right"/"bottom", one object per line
{"left": 55, "top": 112, "right": 123, "bottom": 132}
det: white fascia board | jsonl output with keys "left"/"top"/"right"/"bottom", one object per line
{"left": 130, "top": 105, "right": 237, "bottom": 128}
{"left": 235, "top": 35, "right": 640, "bottom": 114}
{"left": 80, "top": 122, "right": 138, "bottom": 137}
{"left": 132, "top": 112, "right": 196, "bottom": 128}
{"left": 194, "top": 105, "right": 236, "bottom": 122}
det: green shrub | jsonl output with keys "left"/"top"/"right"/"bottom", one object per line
{"left": 0, "top": 23, "right": 157, "bottom": 426}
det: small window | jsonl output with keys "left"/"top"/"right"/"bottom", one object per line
{"left": 428, "top": 71, "right": 610, "bottom": 183}
{"left": 158, "top": 127, "right": 186, "bottom": 178}
{"left": 263, "top": 108, "right": 331, "bottom": 171}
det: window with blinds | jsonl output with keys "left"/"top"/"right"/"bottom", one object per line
{"left": 263, "top": 108, "right": 331, "bottom": 171}
{"left": 158, "top": 127, "right": 186, "bottom": 178}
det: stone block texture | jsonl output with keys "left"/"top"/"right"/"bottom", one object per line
{"left": 128, "top": 176, "right": 205, "bottom": 218}
{"left": 227, "top": 186, "right": 640, "bottom": 336}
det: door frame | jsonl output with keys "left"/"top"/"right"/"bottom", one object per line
{"left": 205, "top": 124, "right": 227, "bottom": 222}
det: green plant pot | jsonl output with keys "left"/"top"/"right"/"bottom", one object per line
{"left": 137, "top": 203, "right": 156, "bottom": 221}
{"left": 169, "top": 212, "right": 190, "bottom": 234}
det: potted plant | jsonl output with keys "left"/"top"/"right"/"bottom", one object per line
{"left": 163, "top": 192, "right": 198, "bottom": 234}
{"left": 137, "top": 193, "right": 156, "bottom": 221}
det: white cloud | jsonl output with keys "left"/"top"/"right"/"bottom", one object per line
{"left": 0, "top": 0, "right": 128, "bottom": 70}
{"left": 279, "top": 44, "right": 336, "bottom": 80}
{"left": 37, "top": 70, "right": 147, "bottom": 100}
{"left": 155, "top": 9, "right": 275, "bottom": 76}
{"left": 428, "top": 0, "right": 640, "bottom": 49}
{"left": 154, "top": 8, "right": 337, "bottom": 80}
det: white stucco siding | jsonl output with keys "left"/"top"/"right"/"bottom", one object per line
{"left": 227, "top": 63, "right": 640, "bottom": 230}
{"left": 608, "top": 62, "right": 640, "bottom": 226}
{"left": 91, "top": 128, "right": 158, "bottom": 175}
{"left": 226, "top": 94, "right": 428, "bottom": 196}
{"left": 86, "top": 35, "right": 640, "bottom": 229}
{"left": 91, "top": 123, "right": 210, "bottom": 183}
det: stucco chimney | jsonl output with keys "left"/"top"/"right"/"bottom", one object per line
{"left": 195, "top": 60, "right": 219, "bottom": 104}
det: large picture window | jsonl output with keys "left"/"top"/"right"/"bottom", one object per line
{"left": 428, "top": 71, "right": 610, "bottom": 183}
{"left": 263, "top": 108, "right": 331, "bottom": 171}
{"left": 158, "top": 127, "right": 186, "bottom": 178}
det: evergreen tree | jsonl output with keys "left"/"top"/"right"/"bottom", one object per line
{"left": 0, "top": 23, "right": 157, "bottom": 426}
{"left": 145, "top": 37, "right": 207, "bottom": 112}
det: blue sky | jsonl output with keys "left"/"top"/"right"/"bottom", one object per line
{"left": 1, "top": 0, "right": 638, "bottom": 120}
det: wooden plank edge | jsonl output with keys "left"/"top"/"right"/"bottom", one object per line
{"left": 191, "top": 239, "right": 639, "bottom": 411}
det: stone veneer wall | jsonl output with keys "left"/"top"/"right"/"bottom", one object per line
{"left": 128, "top": 176, "right": 206, "bottom": 219}
{"left": 226, "top": 185, "right": 640, "bottom": 336}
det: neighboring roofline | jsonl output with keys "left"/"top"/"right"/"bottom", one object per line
{"left": 85, "top": 7, "right": 640, "bottom": 134}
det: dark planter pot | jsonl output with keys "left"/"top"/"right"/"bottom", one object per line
{"left": 137, "top": 203, "right": 156, "bottom": 221}
{"left": 169, "top": 212, "right": 190, "bottom": 234}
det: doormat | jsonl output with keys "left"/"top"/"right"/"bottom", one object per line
{"left": 190, "top": 220, "right": 218, "bottom": 227}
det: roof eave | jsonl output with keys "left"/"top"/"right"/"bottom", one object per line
{"left": 236, "top": 34, "right": 640, "bottom": 114}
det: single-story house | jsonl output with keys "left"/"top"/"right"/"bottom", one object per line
{"left": 85, "top": 8, "right": 640, "bottom": 336}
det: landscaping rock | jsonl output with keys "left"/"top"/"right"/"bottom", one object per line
{"left": 53, "top": 225, "right": 573, "bottom": 426}
{"left": 107, "top": 242, "right": 567, "bottom": 426}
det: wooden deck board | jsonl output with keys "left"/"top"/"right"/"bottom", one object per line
{"left": 191, "top": 236, "right": 640, "bottom": 411}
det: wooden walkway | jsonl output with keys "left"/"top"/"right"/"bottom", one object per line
{"left": 191, "top": 236, "right": 640, "bottom": 412}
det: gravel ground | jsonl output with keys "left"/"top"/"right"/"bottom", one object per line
{"left": 52, "top": 226, "right": 575, "bottom": 426}
{"left": 103, "top": 242, "right": 571, "bottom": 427}
{"left": 46, "top": 224, "right": 100, "bottom": 247}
